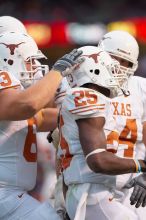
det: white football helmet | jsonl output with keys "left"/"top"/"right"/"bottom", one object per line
{"left": 0, "top": 16, "right": 27, "bottom": 34}
{"left": 0, "top": 31, "right": 48, "bottom": 88}
{"left": 66, "top": 46, "right": 129, "bottom": 98}
{"left": 98, "top": 30, "right": 139, "bottom": 77}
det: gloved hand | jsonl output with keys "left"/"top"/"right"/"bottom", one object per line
{"left": 57, "top": 208, "right": 70, "bottom": 220}
{"left": 52, "top": 49, "right": 84, "bottom": 76}
{"left": 124, "top": 174, "right": 146, "bottom": 208}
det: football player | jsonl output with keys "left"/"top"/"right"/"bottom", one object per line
{"left": 99, "top": 30, "right": 146, "bottom": 218}
{"left": 0, "top": 15, "right": 59, "bottom": 203}
{"left": 0, "top": 15, "right": 49, "bottom": 87}
{"left": 58, "top": 45, "right": 146, "bottom": 220}
{"left": 0, "top": 16, "right": 71, "bottom": 215}
{"left": 0, "top": 31, "right": 83, "bottom": 220}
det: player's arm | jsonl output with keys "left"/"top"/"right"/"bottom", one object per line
{"left": 0, "top": 49, "right": 83, "bottom": 121}
{"left": 76, "top": 117, "right": 146, "bottom": 175}
{"left": 35, "top": 108, "right": 59, "bottom": 132}
{"left": 0, "top": 70, "right": 62, "bottom": 121}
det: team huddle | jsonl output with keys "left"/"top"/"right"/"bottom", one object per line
{"left": 0, "top": 16, "right": 146, "bottom": 220}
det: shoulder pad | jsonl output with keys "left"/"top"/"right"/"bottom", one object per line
{"left": 63, "top": 87, "right": 107, "bottom": 119}
{"left": 0, "top": 71, "right": 20, "bottom": 90}
{"left": 55, "top": 78, "right": 70, "bottom": 107}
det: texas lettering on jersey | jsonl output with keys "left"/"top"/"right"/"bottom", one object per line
{"left": 111, "top": 101, "right": 131, "bottom": 116}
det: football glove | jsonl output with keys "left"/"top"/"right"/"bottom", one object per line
{"left": 124, "top": 174, "right": 146, "bottom": 208}
{"left": 52, "top": 49, "right": 84, "bottom": 76}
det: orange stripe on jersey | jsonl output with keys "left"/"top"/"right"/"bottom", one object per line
{"left": 0, "top": 84, "right": 20, "bottom": 90}
{"left": 55, "top": 92, "right": 66, "bottom": 101}
{"left": 60, "top": 155, "right": 73, "bottom": 170}
{"left": 69, "top": 103, "right": 105, "bottom": 113}
{"left": 56, "top": 91, "right": 66, "bottom": 96}
{"left": 70, "top": 107, "right": 105, "bottom": 114}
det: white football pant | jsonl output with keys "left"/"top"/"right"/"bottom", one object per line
{"left": 66, "top": 183, "right": 138, "bottom": 220}
{"left": 0, "top": 188, "right": 61, "bottom": 220}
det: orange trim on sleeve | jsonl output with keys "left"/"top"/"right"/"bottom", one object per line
{"left": 0, "top": 84, "right": 21, "bottom": 91}
{"left": 55, "top": 92, "right": 66, "bottom": 101}
{"left": 70, "top": 107, "right": 105, "bottom": 114}
{"left": 69, "top": 103, "right": 105, "bottom": 114}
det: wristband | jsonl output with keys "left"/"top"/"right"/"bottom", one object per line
{"left": 85, "top": 148, "right": 105, "bottom": 160}
{"left": 133, "top": 159, "right": 142, "bottom": 173}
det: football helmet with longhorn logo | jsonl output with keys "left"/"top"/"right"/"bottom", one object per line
{"left": 0, "top": 31, "right": 48, "bottom": 88}
{"left": 66, "top": 46, "right": 129, "bottom": 98}
{"left": 98, "top": 30, "right": 139, "bottom": 77}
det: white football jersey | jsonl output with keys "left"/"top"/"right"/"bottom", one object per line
{"left": 54, "top": 77, "right": 70, "bottom": 108}
{"left": 110, "top": 76, "right": 146, "bottom": 189}
{"left": 0, "top": 71, "right": 37, "bottom": 191}
{"left": 58, "top": 87, "right": 117, "bottom": 187}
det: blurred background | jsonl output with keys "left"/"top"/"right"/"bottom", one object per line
{"left": 0, "top": 0, "right": 146, "bottom": 76}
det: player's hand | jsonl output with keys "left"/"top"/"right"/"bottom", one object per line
{"left": 124, "top": 174, "right": 146, "bottom": 208}
{"left": 57, "top": 208, "right": 70, "bottom": 220}
{"left": 52, "top": 49, "right": 84, "bottom": 76}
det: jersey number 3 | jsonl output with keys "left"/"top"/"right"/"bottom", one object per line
{"left": 0, "top": 72, "right": 12, "bottom": 87}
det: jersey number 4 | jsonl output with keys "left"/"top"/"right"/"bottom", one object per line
{"left": 107, "top": 119, "right": 137, "bottom": 158}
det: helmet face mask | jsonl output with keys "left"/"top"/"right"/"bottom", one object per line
{"left": 20, "top": 55, "right": 49, "bottom": 88}
{"left": 98, "top": 30, "right": 139, "bottom": 78}
{"left": 66, "top": 46, "right": 129, "bottom": 98}
{"left": 0, "top": 32, "right": 48, "bottom": 88}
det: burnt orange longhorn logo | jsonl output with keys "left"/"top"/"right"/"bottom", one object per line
{"left": 0, "top": 42, "right": 25, "bottom": 55}
{"left": 83, "top": 51, "right": 103, "bottom": 63}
